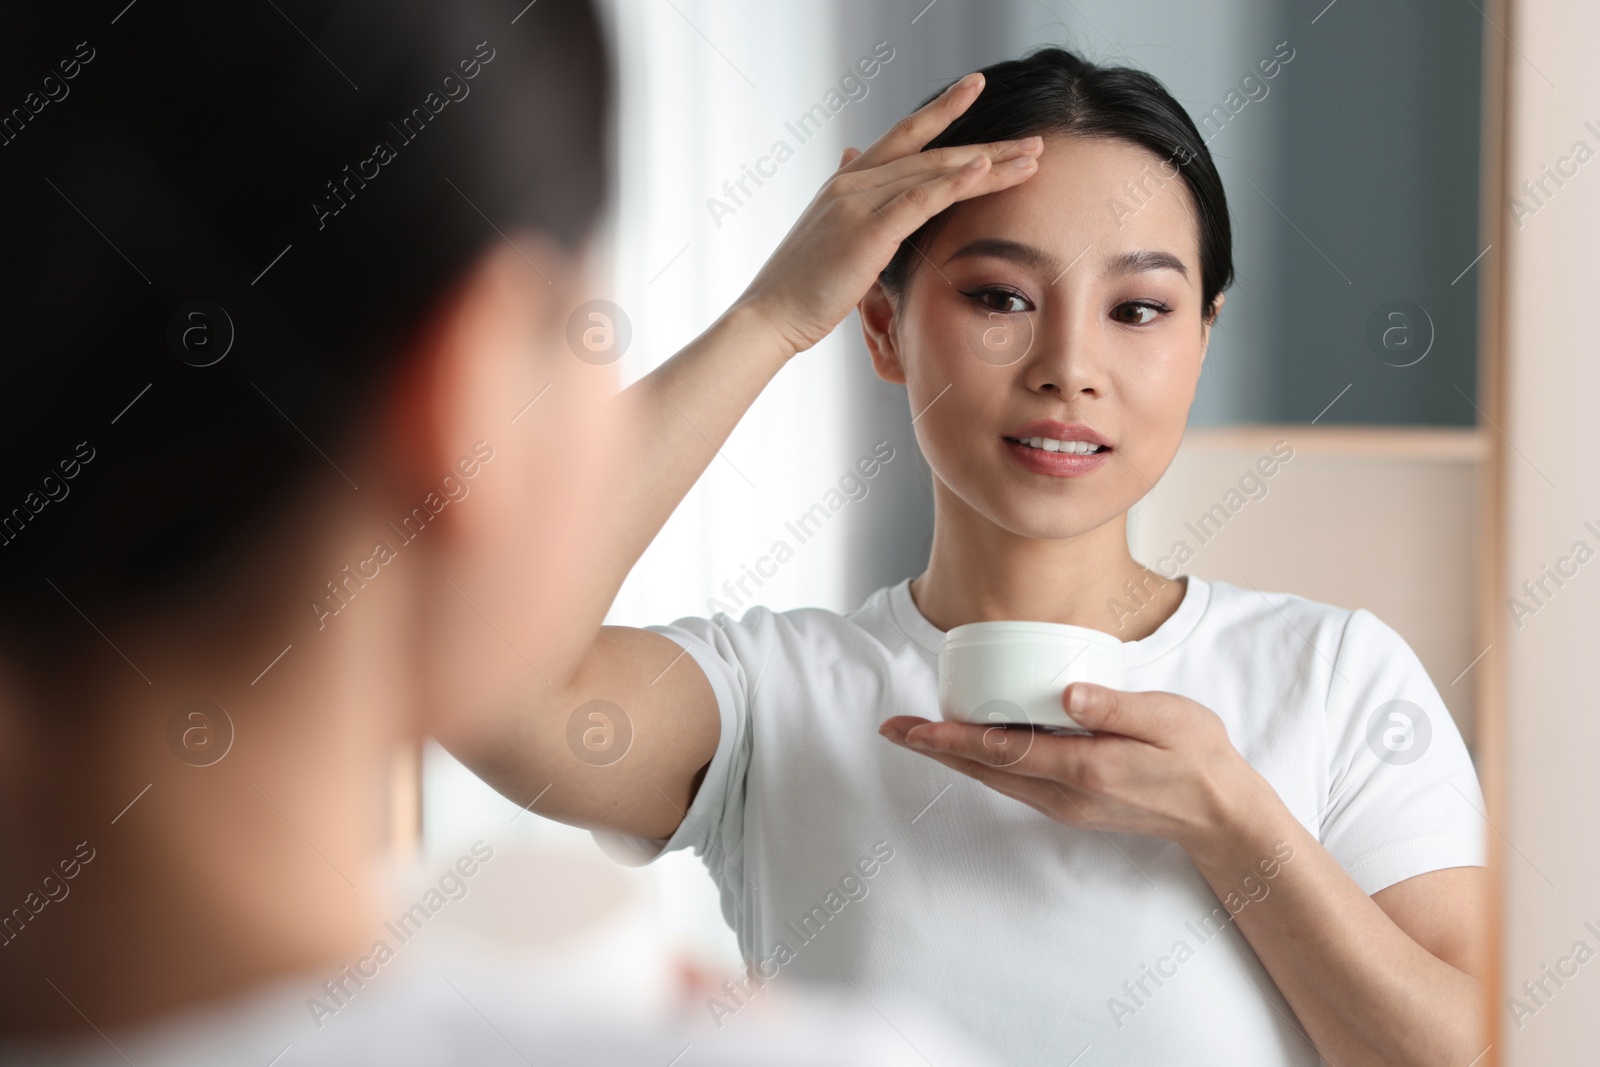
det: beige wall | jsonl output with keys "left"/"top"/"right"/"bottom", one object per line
{"left": 1129, "top": 426, "right": 1485, "bottom": 743}
{"left": 1498, "top": 0, "right": 1600, "bottom": 1061}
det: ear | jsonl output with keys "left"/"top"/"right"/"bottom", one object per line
{"left": 379, "top": 235, "right": 613, "bottom": 742}
{"left": 1199, "top": 290, "right": 1225, "bottom": 368}
{"left": 858, "top": 281, "right": 906, "bottom": 384}
{"left": 379, "top": 235, "right": 577, "bottom": 503}
{"left": 380, "top": 277, "right": 462, "bottom": 497}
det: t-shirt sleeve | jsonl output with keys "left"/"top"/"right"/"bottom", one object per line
{"left": 590, "top": 610, "right": 757, "bottom": 890}
{"left": 1319, "top": 607, "right": 1487, "bottom": 895}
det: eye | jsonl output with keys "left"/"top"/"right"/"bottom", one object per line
{"left": 962, "top": 287, "right": 1032, "bottom": 314}
{"left": 1110, "top": 300, "right": 1171, "bottom": 326}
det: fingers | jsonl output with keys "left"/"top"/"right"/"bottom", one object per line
{"left": 900, "top": 720, "right": 1019, "bottom": 766}
{"left": 847, "top": 70, "right": 985, "bottom": 171}
{"left": 884, "top": 718, "right": 1039, "bottom": 773}
{"left": 1063, "top": 684, "right": 1188, "bottom": 744}
{"left": 896, "top": 719, "right": 1095, "bottom": 782}
{"left": 878, "top": 715, "right": 930, "bottom": 743}
{"left": 834, "top": 147, "right": 1037, "bottom": 225}
{"left": 868, "top": 152, "right": 1035, "bottom": 241}
{"left": 881, "top": 717, "right": 1113, "bottom": 825}
{"left": 886, "top": 149, "right": 1038, "bottom": 205}
{"left": 838, "top": 146, "right": 863, "bottom": 168}
{"left": 861, "top": 136, "right": 1041, "bottom": 200}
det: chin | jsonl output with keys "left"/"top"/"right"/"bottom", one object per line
{"left": 979, "top": 497, "right": 1118, "bottom": 542}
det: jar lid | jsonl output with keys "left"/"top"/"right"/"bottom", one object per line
{"left": 943, "top": 619, "right": 1123, "bottom": 649}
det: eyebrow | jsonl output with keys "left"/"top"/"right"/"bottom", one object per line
{"left": 945, "top": 239, "right": 1189, "bottom": 281}
{"left": 1106, "top": 248, "right": 1189, "bottom": 278}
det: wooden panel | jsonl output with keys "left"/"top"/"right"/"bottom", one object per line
{"left": 1498, "top": 0, "right": 1600, "bottom": 1060}
{"left": 1474, "top": 0, "right": 1510, "bottom": 1058}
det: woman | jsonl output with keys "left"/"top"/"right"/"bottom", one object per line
{"left": 450, "top": 45, "right": 1488, "bottom": 1066}
{"left": 0, "top": 2, "right": 994, "bottom": 1063}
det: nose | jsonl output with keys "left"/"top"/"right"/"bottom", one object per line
{"left": 1022, "top": 303, "right": 1106, "bottom": 400}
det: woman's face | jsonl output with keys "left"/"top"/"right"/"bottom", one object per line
{"left": 877, "top": 132, "right": 1219, "bottom": 541}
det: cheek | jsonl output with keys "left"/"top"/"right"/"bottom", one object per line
{"left": 900, "top": 293, "right": 1018, "bottom": 402}
{"left": 1144, "top": 335, "right": 1203, "bottom": 400}
{"left": 1120, "top": 347, "right": 1198, "bottom": 411}
{"left": 1112, "top": 338, "right": 1202, "bottom": 456}
{"left": 903, "top": 327, "right": 1010, "bottom": 450}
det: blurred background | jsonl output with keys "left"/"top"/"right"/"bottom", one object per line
{"left": 413, "top": 2, "right": 1597, "bottom": 1063}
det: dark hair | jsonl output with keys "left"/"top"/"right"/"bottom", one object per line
{"left": 0, "top": 2, "right": 609, "bottom": 654}
{"left": 879, "top": 46, "right": 1233, "bottom": 320}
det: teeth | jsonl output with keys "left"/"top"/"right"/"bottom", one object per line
{"left": 1021, "top": 436, "right": 1102, "bottom": 454}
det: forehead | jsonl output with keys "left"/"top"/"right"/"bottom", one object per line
{"left": 924, "top": 132, "right": 1202, "bottom": 278}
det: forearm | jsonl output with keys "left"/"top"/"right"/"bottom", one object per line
{"left": 598, "top": 301, "right": 794, "bottom": 614}
{"left": 532, "top": 301, "right": 793, "bottom": 698}
{"left": 1185, "top": 774, "right": 1482, "bottom": 1066}
{"left": 438, "top": 305, "right": 786, "bottom": 822}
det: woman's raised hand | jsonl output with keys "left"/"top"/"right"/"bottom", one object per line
{"left": 734, "top": 72, "right": 1043, "bottom": 356}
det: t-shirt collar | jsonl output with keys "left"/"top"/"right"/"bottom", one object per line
{"left": 884, "top": 572, "right": 1210, "bottom": 670}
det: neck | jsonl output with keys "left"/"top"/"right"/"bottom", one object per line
{"left": 0, "top": 523, "right": 410, "bottom": 1037}
{"left": 910, "top": 478, "right": 1184, "bottom": 641}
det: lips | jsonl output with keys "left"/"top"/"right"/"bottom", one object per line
{"left": 1003, "top": 420, "right": 1112, "bottom": 449}
{"left": 1001, "top": 420, "right": 1113, "bottom": 478}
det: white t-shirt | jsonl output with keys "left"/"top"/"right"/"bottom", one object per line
{"left": 596, "top": 574, "right": 1487, "bottom": 1066}
{"left": 0, "top": 931, "right": 995, "bottom": 1066}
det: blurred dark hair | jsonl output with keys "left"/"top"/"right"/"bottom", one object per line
{"left": 0, "top": 1, "right": 610, "bottom": 653}
{"left": 879, "top": 46, "right": 1233, "bottom": 320}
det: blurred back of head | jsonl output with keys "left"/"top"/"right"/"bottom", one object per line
{"left": 0, "top": 0, "right": 611, "bottom": 688}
